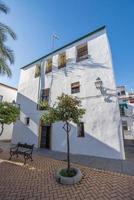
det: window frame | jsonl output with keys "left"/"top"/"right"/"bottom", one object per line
{"left": 77, "top": 122, "right": 85, "bottom": 137}
{"left": 41, "top": 88, "right": 50, "bottom": 102}
{"left": 45, "top": 58, "right": 52, "bottom": 74}
{"left": 71, "top": 82, "right": 80, "bottom": 94}
{"left": 76, "top": 43, "right": 88, "bottom": 62}
{"left": 25, "top": 117, "right": 30, "bottom": 126}
{"left": 34, "top": 64, "right": 41, "bottom": 78}
{"left": 58, "top": 52, "right": 66, "bottom": 69}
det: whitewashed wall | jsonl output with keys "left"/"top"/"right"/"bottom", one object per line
{"left": 0, "top": 84, "right": 17, "bottom": 140}
{"left": 12, "top": 28, "right": 125, "bottom": 159}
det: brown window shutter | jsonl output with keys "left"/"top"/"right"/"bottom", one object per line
{"left": 58, "top": 52, "right": 66, "bottom": 68}
{"left": 46, "top": 59, "right": 52, "bottom": 73}
{"left": 77, "top": 43, "right": 88, "bottom": 62}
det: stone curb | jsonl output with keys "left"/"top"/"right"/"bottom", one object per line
{"left": 55, "top": 168, "right": 82, "bottom": 185}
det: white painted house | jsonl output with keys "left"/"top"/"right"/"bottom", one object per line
{"left": 0, "top": 83, "right": 17, "bottom": 140}
{"left": 117, "top": 86, "right": 134, "bottom": 140}
{"left": 12, "top": 26, "right": 125, "bottom": 159}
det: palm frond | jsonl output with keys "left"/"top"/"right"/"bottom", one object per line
{"left": 0, "top": 42, "right": 14, "bottom": 64}
{"left": 0, "top": 30, "right": 7, "bottom": 42}
{"left": 0, "top": 58, "right": 12, "bottom": 77}
{"left": 0, "top": 2, "right": 9, "bottom": 14}
{"left": 0, "top": 23, "right": 16, "bottom": 40}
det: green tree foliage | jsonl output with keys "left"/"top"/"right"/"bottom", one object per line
{"left": 41, "top": 94, "right": 85, "bottom": 172}
{"left": 0, "top": 102, "right": 20, "bottom": 135}
{"left": 0, "top": 2, "right": 17, "bottom": 77}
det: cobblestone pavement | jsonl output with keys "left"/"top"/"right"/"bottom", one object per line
{"left": 0, "top": 151, "right": 134, "bottom": 200}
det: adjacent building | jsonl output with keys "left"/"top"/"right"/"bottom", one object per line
{"left": 117, "top": 86, "right": 134, "bottom": 140}
{"left": 0, "top": 83, "right": 17, "bottom": 141}
{"left": 12, "top": 26, "right": 125, "bottom": 159}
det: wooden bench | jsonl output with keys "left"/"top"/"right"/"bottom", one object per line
{"left": 9, "top": 143, "right": 34, "bottom": 165}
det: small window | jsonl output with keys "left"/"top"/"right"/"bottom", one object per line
{"left": 0, "top": 95, "right": 3, "bottom": 102}
{"left": 58, "top": 52, "right": 66, "bottom": 69}
{"left": 122, "top": 121, "right": 128, "bottom": 130}
{"left": 46, "top": 59, "right": 52, "bottom": 74}
{"left": 35, "top": 64, "right": 41, "bottom": 78}
{"left": 76, "top": 43, "right": 88, "bottom": 62}
{"left": 41, "top": 88, "right": 50, "bottom": 101}
{"left": 117, "top": 92, "right": 120, "bottom": 96}
{"left": 130, "top": 99, "right": 134, "bottom": 104}
{"left": 120, "top": 107, "right": 125, "bottom": 116}
{"left": 121, "top": 91, "right": 126, "bottom": 96}
{"left": 77, "top": 122, "right": 85, "bottom": 137}
{"left": 71, "top": 82, "right": 80, "bottom": 94}
{"left": 25, "top": 117, "right": 30, "bottom": 126}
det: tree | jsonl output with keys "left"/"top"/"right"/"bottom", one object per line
{"left": 0, "top": 102, "right": 20, "bottom": 136}
{"left": 0, "top": 2, "right": 17, "bottom": 77}
{"left": 41, "top": 94, "right": 85, "bottom": 173}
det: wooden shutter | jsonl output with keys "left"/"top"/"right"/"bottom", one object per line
{"left": 58, "top": 52, "right": 66, "bottom": 68}
{"left": 77, "top": 43, "right": 88, "bottom": 62}
{"left": 46, "top": 59, "right": 52, "bottom": 73}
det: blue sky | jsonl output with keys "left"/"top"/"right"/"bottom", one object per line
{"left": 0, "top": 0, "right": 134, "bottom": 90}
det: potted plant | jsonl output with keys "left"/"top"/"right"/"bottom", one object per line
{"left": 41, "top": 93, "right": 85, "bottom": 184}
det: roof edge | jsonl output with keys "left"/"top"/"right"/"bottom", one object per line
{"left": 21, "top": 25, "right": 106, "bottom": 69}
{"left": 0, "top": 83, "right": 17, "bottom": 91}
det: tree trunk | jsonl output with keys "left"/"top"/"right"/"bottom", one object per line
{"left": 66, "top": 121, "right": 70, "bottom": 172}
{"left": 0, "top": 123, "right": 4, "bottom": 136}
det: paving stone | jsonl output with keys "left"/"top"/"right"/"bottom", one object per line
{"left": 0, "top": 151, "right": 134, "bottom": 200}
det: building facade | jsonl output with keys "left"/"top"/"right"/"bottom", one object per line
{"left": 117, "top": 86, "right": 134, "bottom": 140}
{"left": 12, "top": 26, "right": 125, "bottom": 159}
{"left": 0, "top": 83, "right": 17, "bottom": 140}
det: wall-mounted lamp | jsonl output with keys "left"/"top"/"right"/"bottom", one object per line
{"left": 95, "top": 77, "right": 104, "bottom": 94}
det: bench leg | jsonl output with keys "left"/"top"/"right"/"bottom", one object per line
{"left": 24, "top": 154, "right": 29, "bottom": 165}
{"left": 30, "top": 154, "right": 33, "bottom": 162}
{"left": 9, "top": 151, "right": 13, "bottom": 160}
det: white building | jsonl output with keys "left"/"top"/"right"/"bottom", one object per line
{"left": 12, "top": 26, "right": 125, "bottom": 159}
{"left": 0, "top": 83, "right": 17, "bottom": 140}
{"left": 117, "top": 86, "right": 134, "bottom": 139}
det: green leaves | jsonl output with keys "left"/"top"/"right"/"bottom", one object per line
{"left": 41, "top": 93, "right": 85, "bottom": 125}
{"left": 0, "top": 2, "right": 16, "bottom": 77}
{"left": 0, "top": 102, "right": 20, "bottom": 125}
{"left": 39, "top": 100, "right": 49, "bottom": 110}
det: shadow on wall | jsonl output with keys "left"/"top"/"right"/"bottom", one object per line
{"left": 52, "top": 122, "right": 124, "bottom": 160}
{"left": 46, "top": 56, "right": 109, "bottom": 81}
{"left": 12, "top": 120, "right": 38, "bottom": 147}
{"left": 12, "top": 90, "right": 124, "bottom": 159}
{"left": 46, "top": 57, "right": 116, "bottom": 103}
{"left": 12, "top": 92, "right": 42, "bottom": 147}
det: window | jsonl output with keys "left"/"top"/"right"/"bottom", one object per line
{"left": 41, "top": 88, "right": 50, "bottom": 101}
{"left": 71, "top": 82, "right": 80, "bottom": 94}
{"left": 121, "top": 91, "right": 126, "bottom": 96}
{"left": 46, "top": 59, "right": 52, "bottom": 74}
{"left": 25, "top": 117, "right": 30, "bottom": 126}
{"left": 120, "top": 107, "right": 125, "bottom": 116}
{"left": 122, "top": 121, "right": 128, "bottom": 130}
{"left": 117, "top": 92, "right": 120, "bottom": 96}
{"left": 35, "top": 64, "right": 41, "bottom": 78}
{"left": 130, "top": 99, "right": 134, "bottom": 104}
{"left": 0, "top": 95, "right": 3, "bottom": 102}
{"left": 58, "top": 52, "right": 66, "bottom": 69}
{"left": 76, "top": 43, "right": 88, "bottom": 62}
{"left": 77, "top": 122, "right": 85, "bottom": 137}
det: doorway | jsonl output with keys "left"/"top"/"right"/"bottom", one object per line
{"left": 40, "top": 125, "right": 51, "bottom": 149}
